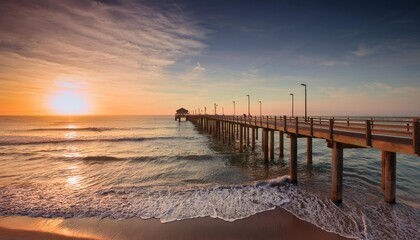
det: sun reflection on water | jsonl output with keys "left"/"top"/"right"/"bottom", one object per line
{"left": 64, "top": 146, "right": 82, "bottom": 158}
{"left": 67, "top": 176, "right": 80, "bottom": 185}
{"left": 66, "top": 165, "right": 83, "bottom": 189}
{"left": 64, "top": 131, "right": 77, "bottom": 139}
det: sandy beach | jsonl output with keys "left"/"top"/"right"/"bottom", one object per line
{"left": 0, "top": 208, "right": 350, "bottom": 240}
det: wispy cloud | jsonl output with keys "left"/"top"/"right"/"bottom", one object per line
{"left": 352, "top": 44, "right": 375, "bottom": 57}
{"left": 296, "top": 56, "right": 349, "bottom": 67}
{"left": 364, "top": 82, "right": 420, "bottom": 95}
{"left": 0, "top": 0, "right": 207, "bottom": 82}
{"left": 241, "top": 66, "right": 260, "bottom": 77}
{"left": 318, "top": 60, "right": 350, "bottom": 66}
{"left": 182, "top": 62, "right": 206, "bottom": 81}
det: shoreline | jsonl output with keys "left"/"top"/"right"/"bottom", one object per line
{"left": 0, "top": 207, "right": 352, "bottom": 240}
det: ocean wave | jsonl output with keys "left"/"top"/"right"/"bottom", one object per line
{"left": 29, "top": 127, "right": 115, "bottom": 132}
{"left": 0, "top": 136, "right": 194, "bottom": 146}
{"left": 76, "top": 154, "right": 218, "bottom": 164}
{"left": 27, "top": 126, "right": 178, "bottom": 132}
{"left": 0, "top": 177, "right": 291, "bottom": 223}
{"left": 80, "top": 155, "right": 161, "bottom": 163}
{"left": 82, "top": 156, "right": 122, "bottom": 162}
{"left": 0, "top": 177, "right": 419, "bottom": 239}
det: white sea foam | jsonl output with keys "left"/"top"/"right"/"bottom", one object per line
{"left": 1, "top": 178, "right": 419, "bottom": 239}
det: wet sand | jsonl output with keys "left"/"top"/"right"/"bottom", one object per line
{"left": 0, "top": 208, "right": 352, "bottom": 240}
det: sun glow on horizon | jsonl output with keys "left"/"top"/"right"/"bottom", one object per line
{"left": 49, "top": 90, "right": 91, "bottom": 115}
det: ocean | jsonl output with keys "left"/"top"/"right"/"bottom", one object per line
{"left": 0, "top": 115, "right": 419, "bottom": 239}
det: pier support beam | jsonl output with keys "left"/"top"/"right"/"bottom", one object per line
{"left": 384, "top": 151, "right": 396, "bottom": 203}
{"left": 243, "top": 126, "right": 246, "bottom": 148}
{"left": 251, "top": 127, "right": 256, "bottom": 151}
{"left": 236, "top": 124, "right": 239, "bottom": 138}
{"left": 227, "top": 123, "right": 231, "bottom": 145}
{"left": 290, "top": 134, "right": 297, "bottom": 183}
{"left": 246, "top": 127, "right": 250, "bottom": 147}
{"left": 231, "top": 124, "right": 235, "bottom": 145}
{"left": 263, "top": 129, "right": 269, "bottom": 162}
{"left": 331, "top": 141, "right": 343, "bottom": 203}
{"left": 270, "top": 131, "right": 275, "bottom": 160}
{"left": 382, "top": 151, "right": 385, "bottom": 190}
{"left": 239, "top": 125, "right": 243, "bottom": 153}
{"left": 262, "top": 129, "right": 266, "bottom": 150}
{"left": 279, "top": 131, "right": 284, "bottom": 158}
{"left": 307, "top": 137, "right": 313, "bottom": 164}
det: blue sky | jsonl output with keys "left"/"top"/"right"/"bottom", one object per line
{"left": 168, "top": 0, "right": 420, "bottom": 115}
{"left": 0, "top": 0, "right": 419, "bottom": 115}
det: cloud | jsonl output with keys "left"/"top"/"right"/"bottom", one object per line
{"left": 182, "top": 62, "right": 206, "bottom": 81}
{"left": 318, "top": 60, "right": 349, "bottom": 66}
{"left": 0, "top": 0, "right": 207, "bottom": 83}
{"left": 364, "top": 82, "right": 420, "bottom": 95}
{"left": 319, "top": 87, "right": 349, "bottom": 99}
{"left": 296, "top": 56, "right": 349, "bottom": 67}
{"left": 241, "top": 66, "right": 260, "bottom": 77}
{"left": 352, "top": 44, "right": 375, "bottom": 57}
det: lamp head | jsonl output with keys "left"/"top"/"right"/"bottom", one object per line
{"left": 301, "top": 83, "right": 306, "bottom": 86}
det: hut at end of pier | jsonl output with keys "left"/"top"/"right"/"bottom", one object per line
{"left": 175, "top": 108, "right": 189, "bottom": 121}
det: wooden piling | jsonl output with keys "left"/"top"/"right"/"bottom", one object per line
{"left": 251, "top": 127, "right": 256, "bottom": 151}
{"left": 384, "top": 151, "right": 396, "bottom": 203}
{"left": 228, "top": 123, "right": 231, "bottom": 145}
{"left": 239, "top": 125, "right": 243, "bottom": 153}
{"left": 290, "top": 134, "right": 297, "bottom": 183}
{"left": 307, "top": 137, "right": 312, "bottom": 164}
{"left": 331, "top": 141, "right": 343, "bottom": 203}
{"left": 217, "top": 121, "right": 222, "bottom": 141}
{"left": 263, "top": 129, "right": 269, "bottom": 162}
{"left": 270, "top": 130, "right": 275, "bottom": 160}
{"left": 382, "top": 151, "right": 385, "bottom": 190}
{"left": 366, "top": 120, "right": 372, "bottom": 147}
{"left": 256, "top": 128, "right": 259, "bottom": 140}
{"left": 413, "top": 119, "right": 419, "bottom": 155}
{"left": 279, "top": 131, "right": 284, "bottom": 158}
{"left": 246, "top": 127, "right": 250, "bottom": 147}
{"left": 262, "top": 129, "right": 266, "bottom": 150}
{"left": 329, "top": 119, "right": 334, "bottom": 140}
{"left": 222, "top": 122, "right": 225, "bottom": 144}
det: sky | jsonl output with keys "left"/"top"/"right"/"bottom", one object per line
{"left": 0, "top": 0, "right": 419, "bottom": 116}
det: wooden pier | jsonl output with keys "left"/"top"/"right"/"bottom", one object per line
{"left": 186, "top": 114, "right": 420, "bottom": 203}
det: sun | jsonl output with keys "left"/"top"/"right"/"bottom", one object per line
{"left": 49, "top": 90, "right": 91, "bottom": 115}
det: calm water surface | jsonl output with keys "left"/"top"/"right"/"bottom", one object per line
{"left": 0, "top": 116, "right": 419, "bottom": 239}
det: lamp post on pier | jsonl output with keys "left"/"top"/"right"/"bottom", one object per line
{"left": 222, "top": 107, "right": 224, "bottom": 115}
{"left": 246, "top": 94, "right": 250, "bottom": 116}
{"left": 214, "top": 103, "right": 217, "bottom": 115}
{"left": 301, "top": 83, "right": 307, "bottom": 121}
{"left": 290, "top": 93, "right": 294, "bottom": 117}
{"left": 233, "top": 101, "right": 236, "bottom": 116}
{"left": 259, "top": 101, "right": 262, "bottom": 117}
{"left": 204, "top": 107, "right": 206, "bottom": 115}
